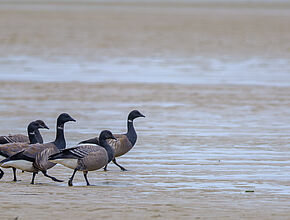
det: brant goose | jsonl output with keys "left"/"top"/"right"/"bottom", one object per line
{"left": 79, "top": 110, "right": 145, "bottom": 171}
{"left": 49, "top": 130, "right": 115, "bottom": 186}
{"left": 0, "top": 113, "right": 75, "bottom": 184}
{"left": 0, "top": 120, "right": 48, "bottom": 144}
{"left": 0, "top": 120, "right": 49, "bottom": 181}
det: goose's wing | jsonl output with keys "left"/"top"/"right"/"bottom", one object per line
{"left": 0, "top": 134, "right": 29, "bottom": 144}
{"left": 10, "top": 134, "right": 29, "bottom": 143}
{"left": 79, "top": 134, "right": 127, "bottom": 146}
{"left": 21, "top": 143, "right": 51, "bottom": 161}
{"left": 49, "top": 145, "right": 99, "bottom": 160}
{"left": 107, "top": 134, "right": 132, "bottom": 157}
{"left": 78, "top": 137, "right": 99, "bottom": 145}
{"left": 0, "top": 136, "right": 14, "bottom": 144}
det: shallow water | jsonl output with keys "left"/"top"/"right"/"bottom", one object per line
{"left": 1, "top": 56, "right": 290, "bottom": 86}
{"left": 0, "top": 66, "right": 289, "bottom": 219}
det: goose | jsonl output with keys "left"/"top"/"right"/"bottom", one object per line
{"left": 0, "top": 113, "right": 75, "bottom": 184}
{"left": 0, "top": 120, "right": 49, "bottom": 181}
{"left": 79, "top": 110, "right": 145, "bottom": 171}
{"left": 49, "top": 130, "right": 116, "bottom": 186}
{"left": 0, "top": 120, "right": 48, "bottom": 144}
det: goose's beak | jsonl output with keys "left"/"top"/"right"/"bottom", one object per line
{"left": 43, "top": 124, "right": 49, "bottom": 129}
{"left": 70, "top": 117, "right": 76, "bottom": 122}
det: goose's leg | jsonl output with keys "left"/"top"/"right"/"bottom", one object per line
{"left": 103, "top": 164, "right": 108, "bottom": 171}
{"left": 68, "top": 169, "right": 77, "bottom": 186}
{"left": 12, "top": 167, "right": 17, "bottom": 181}
{"left": 113, "top": 158, "right": 127, "bottom": 171}
{"left": 30, "top": 172, "right": 37, "bottom": 184}
{"left": 42, "top": 171, "right": 63, "bottom": 182}
{"left": 83, "top": 171, "right": 90, "bottom": 186}
{"left": 0, "top": 169, "right": 4, "bottom": 179}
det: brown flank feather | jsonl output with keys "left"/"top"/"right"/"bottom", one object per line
{"left": 0, "top": 134, "right": 29, "bottom": 144}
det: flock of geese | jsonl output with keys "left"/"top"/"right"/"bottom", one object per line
{"left": 0, "top": 110, "right": 145, "bottom": 186}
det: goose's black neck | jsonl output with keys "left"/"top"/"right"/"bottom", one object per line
{"left": 28, "top": 130, "right": 38, "bottom": 144}
{"left": 99, "top": 138, "right": 114, "bottom": 163}
{"left": 34, "top": 129, "right": 43, "bottom": 144}
{"left": 126, "top": 118, "right": 137, "bottom": 146}
{"left": 53, "top": 123, "right": 66, "bottom": 150}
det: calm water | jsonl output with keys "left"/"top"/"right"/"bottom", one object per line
{"left": 0, "top": 56, "right": 290, "bottom": 86}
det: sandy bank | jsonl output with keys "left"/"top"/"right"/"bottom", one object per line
{"left": 0, "top": 1, "right": 290, "bottom": 59}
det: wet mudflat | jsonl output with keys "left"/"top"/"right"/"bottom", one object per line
{"left": 0, "top": 81, "right": 289, "bottom": 219}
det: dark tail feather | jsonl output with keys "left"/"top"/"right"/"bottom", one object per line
{"left": 0, "top": 151, "right": 24, "bottom": 164}
{"left": 0, "top": 157, "right": 12, "bottom": 164}
{"left": 0, "top": 151, "right": 9, "bottom": 158}
{"left": 0, "top": 150, "right": 34, "bottom": 164}
{"left": 0, "top": 169, "right": 4, "bottom": 179}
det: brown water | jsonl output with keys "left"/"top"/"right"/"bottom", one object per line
{"left": 0, "top": 1, "right": 290, "bottom": 219}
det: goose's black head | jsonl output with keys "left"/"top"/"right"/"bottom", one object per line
{"left": 34, "top": 120, "right": 49, "bottom": 129}
{"left": 27, "top": 121, "right": 43, "bottom": 133}
{"left": 57, "top": 113, "right": 76, "bottom": 126}
{"left": 99, "top": 130, "right": 116, "bottom": 141}
{"left": 128, "top": 110, "right": 145, "bottom": 121}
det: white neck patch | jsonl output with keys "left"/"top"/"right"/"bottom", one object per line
{"left": 57, "top": 126, "right": 64, "bottom": 130}
{"left": 29, "top": 132, "right": 35, "bottom": 135}
{"left": 128, "top": 120, "right": 133, "bottom": 123}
